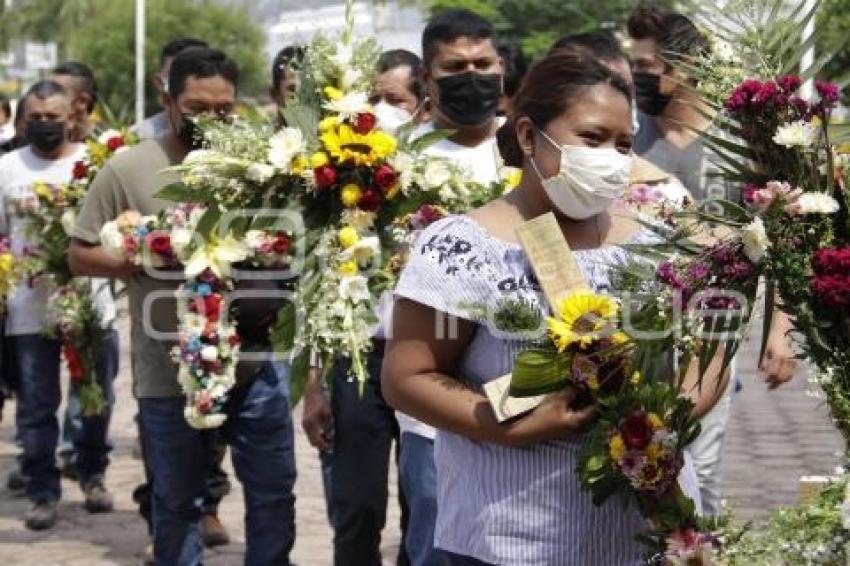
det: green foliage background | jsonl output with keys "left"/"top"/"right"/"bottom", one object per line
{"left": 0, "top": 0, "right": 266, "bottom": 117}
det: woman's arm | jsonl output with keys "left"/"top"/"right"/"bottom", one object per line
{"left": 382, "top": 298, "right": 595, "bottom": 448}
{"left": 678, "top": 347, "right": 732, "bottom": 419}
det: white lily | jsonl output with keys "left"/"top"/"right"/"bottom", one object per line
{"left": 184, "top": 234, "right": 250, "bottom": 278}
{"left": 338, "top": 235, "right": 380, "bottom": 264}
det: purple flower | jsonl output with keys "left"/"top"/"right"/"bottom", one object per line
{"left": 777, "top": 75, "right": 802, "bottom": 93}
{"left": 816, "top": 81, "right": 841, "bottom": 105}
{"left": 752, "top": 81, "right": 778, "bottom": 107}
{"left": 686, "top": 262, "right": 710, "bottom": 280}
{"left": 656, "top": 261, "right": 679, "bottom": 285}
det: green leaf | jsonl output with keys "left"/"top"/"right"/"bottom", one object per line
{"left": 409, "top": 128, "right": 455, "bottom": 154}
{"left": 759, "top": 279, "right": 776, "bottom": 368}
{"left": 154, "top": 182, "right": 202, "bottom": 203}
{"left": 509, "top": 348, "right": 569, "bottom": 397}
{"left": 194, "top": 207, "right": 222, "bottom": 240}
{"left": 288, "top": 350, "right": 309, "bottom": 408}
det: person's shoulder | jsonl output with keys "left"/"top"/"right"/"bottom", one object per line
{"left": 107, "top": 138, "right": 171, "bottom": 172}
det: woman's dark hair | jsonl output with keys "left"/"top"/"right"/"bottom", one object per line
{"left": 497, "top": 50, "right": 632, "bottom": 167}
{"left": 169, "top": 47, "right": 239, "bottom": 99}
{"left": 627, "top": 2, "right": 710, "bottom": 65}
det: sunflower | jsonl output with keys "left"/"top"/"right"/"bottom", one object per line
{"left": 548, "top": 290, "right": 620, "bottom": 351}
{"left": 321, "top": 123, "right": 397, "bottom": 168}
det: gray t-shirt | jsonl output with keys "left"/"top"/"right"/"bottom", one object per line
{"left": 634, "top": 112, "right": 736, "bottom": 206}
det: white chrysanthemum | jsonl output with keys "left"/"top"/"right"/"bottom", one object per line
{"left": 423, "top": 159, "right": 452, "bottom": 189}
{"left": 184, "top": 406, "right": 227, "bottom": 429}
{"left": 170, "top": 228, "right": 195, "bottom": 260}
{"left": 200, "top": 345, "right": 219, "bottom": 363}
{"left": 246, "top": 162, "right": 275, "bottom": 183}
{"left": 60, "top": 209, "right": 77, "bottom": 235}
{"left": 97, "top": 129, "right": 122, "bottom": 145}
{"left": 99, "top": 221, "right": 125, "bottom": 259}
{"left": 267, "top": 128, "right": 304, "bottom": 170}
{"left": 741, "top": 217, "right": 770, "bottom": 263}
{"left": 339, "top": 274, "right": 371, "bottom": 303}
{"left": 323, "top": 91, "right": 370, "bottom": 119}
{"left": 340, "top": 210, "right": 377, "bottom": 232}
{"left": 244, "top": 230, "right": 267, "bottom": 251}
{"left": 796, "top": 192, "right": 840, "bottom": 215}
{"left": 772, "top": 120, "right": 817, "bottom": 148}
{"left": 184, "top": 149, "right": 217, "bottom": 164}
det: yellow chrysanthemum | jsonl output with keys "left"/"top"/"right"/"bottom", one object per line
{"left": 319, "top": 116, "right": 340, "bottom": 132}
{"left": 338, "top": 226, "right": 360, "bottom": 249}
{"left": 0, "top": 252, "right": 16, "bottom": 295}
{"left": 324, "top": 86, "right": 343, "bottom": 101}
{"left": 321, "top": 124, "right": 397, "bottom": 168}
{"left": 609, "top": 434, "right": 625, "bottom": 461}
{"left": 505, "top": 167, "right": 523, "bottom": 190}
{"left": 630, "top": 371, "right": 642, "bottom": 386}
{"left": 338, "top": 259, "right": 358, "bottom": 276}
{"left": 340, "top": 184, "right": 362, "bottom": 208}
{"left": 33, "top": 182, "right": 53, "bottom": 201}
{"left": 291, "top": 155, "right": 308, "bottom": 175}
{"left": 548, "top": 290, "right": 619, "bottom": 351}
{"left": 647, "top": 413, "right": 664, "bottom": 430}
{"left": 645, "top": 442, "right": 663, "bottom": 462}
{"left": 311, "top": 152, "right": 330, "bottom": 168}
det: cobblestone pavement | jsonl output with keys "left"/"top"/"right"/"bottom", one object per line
{"left": 0, "top": 317, "right": 842, "bottom": 564}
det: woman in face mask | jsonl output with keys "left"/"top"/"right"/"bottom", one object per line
{"left": 382, "top": 50, "right": 727, "bottom": 565}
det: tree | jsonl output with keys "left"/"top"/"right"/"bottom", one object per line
{"left": 428, "top": 0, "right": 677, "bottom": 58}
{"left": 3, "top": 0, "right": 267, "bottom": 117}
{"left": 816, "top": 0, "right": 850, "bottom": 87}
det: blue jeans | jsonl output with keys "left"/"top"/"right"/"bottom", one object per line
{"left": 399, "top": 433, "right": 445, "bottom": 566}
{"left": 140, "top": 361, "right": 296, "bottom": 566}
{"left": 58, "top": 329, "right": 119, "bottom": 483}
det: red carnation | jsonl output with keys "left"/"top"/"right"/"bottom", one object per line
{"left": 353, "top": 112, "right": 377, "bottom": 134}
{"left": 811, "top": 274, "right": 850, "bottom": 308}
{"left": 272, "top": 234, "right": 291, "bottom": 255}
{"left": 357, "top": 189, "right": 383, "bottom": 212}
{"left": 777, "top": 75, "right": 802, "bottom": 93}
{"left": 816, "top": 81, "right": 841, "bottom": 104}
{"left": 621, "top": 411, "right": 653, "bottom": 450}
{"left": 72, "top": 160, "right": 89, "bottom": 180}
{"left": 196, "top": 391, "right": 214, "bottom": 413}
{"left": 204, "top": 294, "right": 224, "bottom": 321}
{"left": 145, "top": 231, "right": 172, "bottom": 256}
{"left": 374, "top": 164, "right": 398, "bottom": 191}
{"left": 106, "top": 136, "right": 125, "bottom": 152}
{"left": 314, "top": 165, "right": 337, "bottom": 188}
{"left": 63, "top": 345, "right": 85, "bottom": 383}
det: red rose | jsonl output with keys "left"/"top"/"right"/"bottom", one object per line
{"left": 357, "top": 189, "right": 383, "bottom": 212}
{"left": 272, "top": 234, "right": 291, "bottom": 255}
{"left": 621, "top": 411, "right": 653, "bottom": 450}
{"left": 374, "top": 164, "right": 397, "bottom": 191}
{"left": 196, "top": 392, "right": 214, "bottom": 413}
{"left": 72, "top": 160, "right": 89, "bottom": 180}
{"left": 203, "top": 294, "right": 223, "bottom": 323}
{"left": 228, "top": 333, "right": 241, "bottom": 347}
{"left": 145, "top": 231, "right": 172, "bottom": 256}
{"left": 353, "top": 112, "right": 377, "bottom": 135}
{"left": 106, "top": 136, "right": 125, "bottom": 152}
{"left": 314, "top": 165, "right": 337, "bottom": 188}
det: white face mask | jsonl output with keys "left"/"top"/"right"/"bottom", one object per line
{"left": 374, "top": 101, "right": 412, "bottom": 134}
{"left": 531, "top": 129, "right": 632, "bottom": 220}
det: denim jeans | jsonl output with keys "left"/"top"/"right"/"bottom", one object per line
{"left": 58, "top": 329, "right": 120, "bottom": 484}
{"left": 399, "top": 433, "right": 445, "bottom": 566}
{"left": 330, "top": 347, "right": 409, "bottom": 566}
{"left": 140, "top": 361, "right": 296, "bottom": 566}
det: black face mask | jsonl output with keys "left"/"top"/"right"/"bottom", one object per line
{"left": 176, "top": 113, "right": 204, "bottom": 150}
{"left": 25, "top": 120, "right": 65, "bottom": 153}
{"left": 436, "top": 72, "right": 502, "bottom": 126}
{"left": 633, "top": 72, "right": 673, "bottom": 117}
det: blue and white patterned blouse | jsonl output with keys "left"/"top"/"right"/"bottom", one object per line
{"left": 394, "top": 214, "right": 701, "bottom": 565}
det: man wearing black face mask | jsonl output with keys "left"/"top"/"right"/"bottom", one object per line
{"left": 627, "top": 3, "right": 715, "bottom": 202}
{"left": 70, "top": 48, "right": 297, "bottom": 564}
{"left": 0, "top": 80, "right": 119, "bottom": 530}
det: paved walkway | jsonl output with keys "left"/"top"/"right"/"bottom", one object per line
{"left": 0, "top": 316, "right": 842, "bottom": 564}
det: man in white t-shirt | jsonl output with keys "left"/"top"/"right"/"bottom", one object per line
{"left": 0, "top": 80, "right": 117, "bottom": 530}
{"left": 399, "top": 9, "right": 505, "bottom": 566}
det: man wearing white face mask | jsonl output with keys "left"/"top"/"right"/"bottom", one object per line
{"left": 371, "top": 49, "right": 429, "bottom": 133}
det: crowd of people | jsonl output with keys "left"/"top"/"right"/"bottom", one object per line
{"left": 0, "top": 2, "right": 801, "bottom": 565}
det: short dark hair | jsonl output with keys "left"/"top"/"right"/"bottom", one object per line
{"left": 0, "top": 95, "right": 10, "bottom": 121}
{"left": 161, "top": 37, "right": 209, "bottom": 64}
{"left": 168, "top": 47, "right": 239, "bottom": 99}
{"left": 551, "top": 31, "right": 626, "bottom": 63}
{"left": 627, "top": 2, "right": 710, "bottom": 65}
{"left": 21, "top": 80, "right": 68, "bottom": 113}
{"left": 422, "top": 9, "right": 495, "bottom": 68}
{"left": 497, "top": 44, "right": 527, "bottom": 98}
{"left": 53, "top": 60, "right": 98, "bottom": 113}
{"left": 271, "top": 45, "right": 305, "bottom": 90}
{"left": 497, "top": 50, "right": 631, "bottom": 168}
{"left": 377, "top": 49, "right": 425, "bottom": 102}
